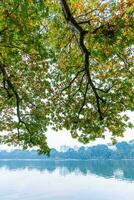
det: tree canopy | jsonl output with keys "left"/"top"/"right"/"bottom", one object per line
{"left": 0, "top": 0, "right": 133, "bottom": 153}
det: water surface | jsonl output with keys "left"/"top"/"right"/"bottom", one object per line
{"left": 0, "top": 160, "right": 134, "bottom": 200}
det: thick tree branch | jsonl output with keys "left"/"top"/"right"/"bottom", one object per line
{"left": 0, "top": 63, "right": 21, "bottom": 137}
{"left": 0, "top": 63, "right": 31, "bottom": 137}
{"left": 60, "top": 0, "right": 104, "bottom": 120}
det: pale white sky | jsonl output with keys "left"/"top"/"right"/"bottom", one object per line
{"left": 46, "top": 111, "right": 134, "bottom": 149}
{"left": 0, "top": 112, "right": 133, "bottom": 150}
{"left": 46, "top": 127, "right": 134, "bottom": 150}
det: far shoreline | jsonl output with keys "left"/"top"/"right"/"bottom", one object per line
{"left": 0, "top": 158, "right": 134, "bottom": 161}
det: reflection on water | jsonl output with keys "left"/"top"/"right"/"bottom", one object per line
{"left": 0, "top": 160, "right": 134, "bottom": 200}
{"left": 0, "top": 159, "right": 134, "bottom": 182}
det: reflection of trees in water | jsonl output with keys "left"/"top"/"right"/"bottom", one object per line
{"left": 0, "top": 160, "right": 134, "bottom": 181}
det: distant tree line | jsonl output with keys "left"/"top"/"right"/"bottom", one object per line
{"left": 0, "top": 141, "right": 134, "bottom": 160}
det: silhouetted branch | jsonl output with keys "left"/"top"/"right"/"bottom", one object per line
{"left": 77, "top": 81, "right": 89, "bottom": 120}
{"left": 60, "top": 0, "right": 104, "bottom": 120}
{"left": 61, "top": 69, "right": 84, "bottom": 92}
{"left": 0, "top": 62, "right": 31, "bottom": 137}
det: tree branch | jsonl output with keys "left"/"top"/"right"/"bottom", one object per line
{"left": 0, "top": 63, "right": 31, "bottom": 137}
{"left": 71, "top": 72, "right": 86, "bottom": 98}
{"left": 61, "top": 69, "right": 84, "bottom": 92}
{"left": 77, "top": 81, "right": 89, "bottom": 120}
{"left": 60, "top": 0, "right": 104, "bottom": 120}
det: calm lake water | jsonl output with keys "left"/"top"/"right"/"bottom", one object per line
{"left": 0, "top": 160, "right": 134, "bottom": 200}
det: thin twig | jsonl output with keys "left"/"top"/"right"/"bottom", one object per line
{"left": 61, "top": 69, "right": 84, "bottom": 92}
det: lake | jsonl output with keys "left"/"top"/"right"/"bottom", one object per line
{"left": 0, "top": 160, "right": 134, "bottom": 200}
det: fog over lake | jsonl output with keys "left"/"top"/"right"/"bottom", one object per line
{"left": 0, "top": 160, "right": 134, "bottom": 200}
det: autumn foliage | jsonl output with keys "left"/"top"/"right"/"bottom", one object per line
{"left": 0, "top": 0, "right": 133, "bottom": 153}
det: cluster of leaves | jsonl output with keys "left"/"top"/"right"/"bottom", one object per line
{"left": 47, "top": 0, "right": 134, "bottom": 144}
{"left": 0, "top": 0, "right": 133, "bottom": 153}
{"left": 0, "top": 0, "right": 51, "bottom": 154}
